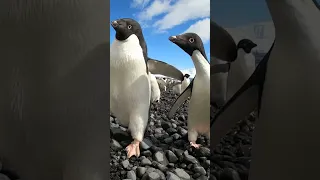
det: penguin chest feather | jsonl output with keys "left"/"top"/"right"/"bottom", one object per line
{"left": 188, "top": 51, "right": 210, "bottom": 133}
{"left": 110, "top": 35, "right": 150, "bottom": 127}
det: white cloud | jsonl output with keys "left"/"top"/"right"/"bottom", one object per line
{"left": 137, "top": 0, "right": 172, "bottom": 21}
{"left": 153, "top": 0, "right": 210, "bottom": 31}
{"left": 182, "top": 18, "right": 210, "bottom": 44}
{"left": 131, "top": 0, "right": 151, "bottom": 8}
{"left": 133, "top": 0, "right": 209, "bottom": 32}
{"left": 181, "top": 68, "right": 196, "bottom": 78}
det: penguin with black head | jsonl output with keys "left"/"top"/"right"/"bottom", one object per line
{"left": 110, "top": 18, "right": 185, "bottom": 158}
{"left": 181, "top": 73, "right": 191, "bottom": 92}
{"left": 110, "top": 18, "right": 152, "bottom": 158}
{"left": 226, "top": 38, "right": 257, "bottom": 100}
{"left": 168, "top": 33, "right": 210, "bottom": 148}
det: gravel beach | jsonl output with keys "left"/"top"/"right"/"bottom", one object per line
{"left": 110, "top": 89, "right": 256, "bottom": 180}
{"left": 0, "top": 90, "right": 255, "bottom": 180}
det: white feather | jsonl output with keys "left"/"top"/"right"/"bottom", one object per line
{"left": 110, "top": 34, "right": 150, "bottom": 142}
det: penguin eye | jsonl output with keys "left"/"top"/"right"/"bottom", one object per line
{"left": 189, "top": 38, "right": 194, "bottom": 43}
{"left": 128, "top": 25, "right": 132, "bottom": 29}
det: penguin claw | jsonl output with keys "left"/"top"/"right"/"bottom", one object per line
{"left": 126, "top": 141, "right": 140, "bottom": 158}
{"left": 190, "top": 142, "right": 200, "bottom": 149}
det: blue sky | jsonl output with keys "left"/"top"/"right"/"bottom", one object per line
{"left": 110, "top": 0, "right": 210, "bottom": 72}
{"left": 211, "top": 0, "right": 320, "bottom": 27}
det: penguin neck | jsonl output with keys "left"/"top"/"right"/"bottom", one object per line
{"left": 266, "top": 0, "right": 320, "bottom": 41}
{"left": 191, "top": 50, "right": 210, "bottom": 76}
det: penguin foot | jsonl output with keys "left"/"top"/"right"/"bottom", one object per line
{"left": 190, "top": 141, "right": 200, "bottom": 148}
{"left": 125, "top": 140, "right": 140, "bottom": 158}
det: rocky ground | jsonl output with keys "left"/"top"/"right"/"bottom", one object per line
{"left": 0, "top": 90, "right": 255, "bottom": 180}
{"left": 110, "top": 89, "right": 256, "bottom": 180}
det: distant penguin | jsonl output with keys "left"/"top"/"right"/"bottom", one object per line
{"left": 211, "top": 1, "right": 320, "bottom": 179}
{"left": 172, "top": 82, "right": 182, "bottom": 95}
{"left": 226, "top": 39, "right": 257, "bottom": 100}
{"left": 181, "top": 74, "right": 191, "bottom": 92}
{"left": 149, "top": 72, "right": 161, "bottom": 102}
{"left": 157, "top": 78, "right": 167, "bottom": 91}
{"left": 168, "top": 33, "right": 210, "bottom": 148}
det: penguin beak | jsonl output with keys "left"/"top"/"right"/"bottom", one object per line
{"left": 111, "top": 20, "right": 119, "bottom": 28}
{"left": 252, "top": 43, "right": 257, "bottom": 48}
{"left": 169, "top": 36, "right": 178, "bottom": 43}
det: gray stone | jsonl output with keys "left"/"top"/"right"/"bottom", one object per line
{"left": 166, "top": 172, "right": 181, "bottom": 180}
{"left": 174, "top": 168, "right": 191, "bottom": 180}
{"left": 141, "top": 156, "right": 152, "bottom": 166}
{"left": 127, "top": 170, "right": 137, "bottom": 180}
{"left": 122, "top": 160, "right": 130, "bottom": 169}
{"left": 166, "top": 150, "right": 178, "bottom": 163}
{"left": 147, "top": 172, "right": 160, "bottom": 180}
{"left": 154, "top": 151, "right": 169, "bottom": 166}
{"left": 136, "top": 167, "right": 147, "bottom": 177}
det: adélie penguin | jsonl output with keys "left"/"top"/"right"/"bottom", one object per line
{"left": 211, "top": 1, "right": 320, "bottom": 179}
{"left": 149, "top": 72, "right": 161, "bottom": 102}
{"left": 156, "top": 78, "right": 167, "bottom": 91}
{"left": 110, "top": 18, "right": 182, "bottom": 158}
{"left": 168, "top": 33, "right": 210, "bottom": 148}
{"left": 171, "top": 74, "right": 191, "bottom": 95}
{"left": 181, "top": 74, "right": 191, "bottom": 93}
{"left": 226, "top": 39, "right": 257, "bottom": 100}
{"left": 110, "top": 18, "right": 151, "bottom": 158}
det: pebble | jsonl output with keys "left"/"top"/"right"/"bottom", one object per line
{"left": 166, "top": 172, "right": 181, "bottom": 180}
{"left": 147, "top": 172, "right": 160, "bottom": 180}
{"left": 154, "top": 151, "right": 169, "bottom": 166}
{"left": 122, "top": 160, "right": 130, "bottom": 169}
{"left": 166, "top": 150, "right": 178, "bottom": 163}
{"left": 127, "top": 170, "right": 136, "bottom": 180}
{"left": 136, "top": 167, "right": 147, "bottom": 177}
{"left": 141, "top": 156, "right": 152, "bottom": 166}
{"left": 174, "top": 168, "right": 191, "bottom": 180}
{"left": 110, "top": 139, "right": 123, "bottom": 151}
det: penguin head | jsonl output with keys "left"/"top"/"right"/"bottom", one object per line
{"left": 237, "top": 39, "right": 257, "bottom": 54}
{"left": 169, "top": 33, "right": 208, "bottom": 60}
{"left": 111, "top": 18, "right": 143, "bottom": 41}
{"left": 184, "top": 74, "right": 190, "bottom": 78}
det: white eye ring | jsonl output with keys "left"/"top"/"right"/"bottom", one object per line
{"left": 128, "top": 25, "right": 132, "bottom": 29}
{"left": 189, "top": 38, "right": 194, "bottom": 43}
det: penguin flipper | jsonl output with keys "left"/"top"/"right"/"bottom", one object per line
{"left": 211, "top": 21, "right": 237, "bottom": 62}
{"left": 168, "top": 80, "right": 194, "bottom": 118}
{"left": 147, "top": 58, "right": 184, "bottom": 81}
{"left": 210, "top": 41, "right": 275, "bottom": 148}
{"left": 210, "top": 83, "right": 260, "bottom": 147}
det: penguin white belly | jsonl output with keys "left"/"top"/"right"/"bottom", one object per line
{"left": 211, "top": 58, "right": 229, "bottom": 106}
{"left": 110, "top": 39, "right": 150, "bottom": 131}
{"left": 181, "top": 79, "right": 190, "bottom": 92}
{"left": 227, "top": 53, "right": 255, "bottom": 100}
{"left": 187, "top": 75, "right": 210, "bottom": 140}
{"left": 149, "top": 73, "right": 160, "bottom": 102}
{"left": 173, "top": 84, "right": 181, "bottom": 94}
